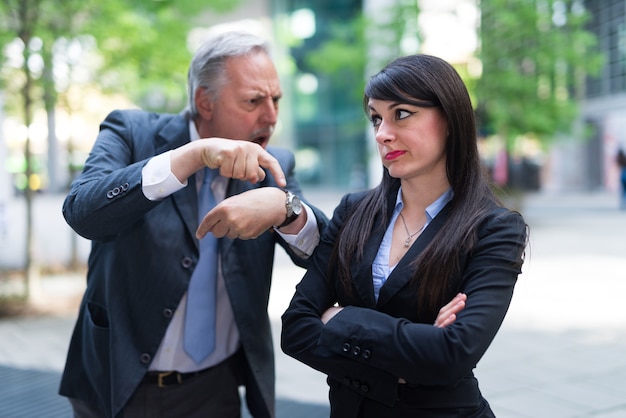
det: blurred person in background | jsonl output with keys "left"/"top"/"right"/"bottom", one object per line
{"left": 59, "top": 31, "right": 328, "bottom": 418}
{"left": 616, "top": 146, "right": 626, "bottom": 209}
{"left": 281, "top": 54, "right": 528, "bottom": 418}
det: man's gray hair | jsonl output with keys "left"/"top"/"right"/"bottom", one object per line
{"left": 187, "top": 31, "right": 271, "bottom": 118}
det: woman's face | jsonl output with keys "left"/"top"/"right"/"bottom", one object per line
{"left": 368, "top": 98, "right": 449, "bottom": 183}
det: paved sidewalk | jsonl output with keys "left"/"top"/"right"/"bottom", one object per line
{"left": 1, "top": 189, "right": 626, "bottom": 417}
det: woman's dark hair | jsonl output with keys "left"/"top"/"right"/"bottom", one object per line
{"left": 332, "top": 54, "right": 497, "bottom": 321}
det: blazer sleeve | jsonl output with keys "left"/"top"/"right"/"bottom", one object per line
{"left": 281, "top": 200, "right": 527, "bottom": 405}
{"left": 62, "top": 110, "right": 162, "bottom": 241}
{"left": 282, "top": 193, "right": 402, "bottom": 403}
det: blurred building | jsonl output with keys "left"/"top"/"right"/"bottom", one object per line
{"left": 271, "top": 0, "right": 478, "bottom": 190}
{"left": 2, "top": 0, "right": 619, "bottom": 193}
{"left": 144, "top": 0, "right": 369, "bottom": 190}
{"left": 581, "top": 0, "right": 626, "bottom": 192}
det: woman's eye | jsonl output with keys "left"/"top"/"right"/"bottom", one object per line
{"left": 370, "top": 115, "right": 382, "bottom": 127}
{"left": 396, "top": 109, "right": 413, "bottom": 120}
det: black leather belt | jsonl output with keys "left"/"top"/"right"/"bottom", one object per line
{"left": 143, "top": 368, "right": 210, "bottom": 388}
{"left": 144, "top": 349, "right": 244, "bottom": 388}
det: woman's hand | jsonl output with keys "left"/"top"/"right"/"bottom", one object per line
{"left": 399, "top": 293, "right": 467, "bottom": 384}
{"left": 434, "top": 292, "right": 467, "bottom": 328}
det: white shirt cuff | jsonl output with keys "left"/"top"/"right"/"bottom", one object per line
{"left": 275, "top": 204, "right": 320, "bottom": 257}
{"left": 142, "top": 151, "right": 186, "bottom": 201}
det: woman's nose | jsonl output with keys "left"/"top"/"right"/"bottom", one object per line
{"left": 375, "top": 120, "right": 394, "bottom": 143}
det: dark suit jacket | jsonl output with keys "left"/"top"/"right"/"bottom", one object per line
{"left": 59, "top": 109, "right": 328, "bottom": 418}
{"left": 281, "top": 189, "right": 527, "bottom": 417}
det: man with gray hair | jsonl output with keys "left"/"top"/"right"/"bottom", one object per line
{"left": 59, "top": 30, "right": 328, "bottom": 418}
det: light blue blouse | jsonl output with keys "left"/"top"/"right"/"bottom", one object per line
{"left": 372, "top": 187, "right": 453, "bottom": 301}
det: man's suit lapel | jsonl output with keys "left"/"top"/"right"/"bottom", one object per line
{"left": 155, "top": 113, "right": 200, "bottom": 247}
{"left": 376, "top": 202, "right": 452, "bottom": 308}
{"left": 172, "top": 174, "right": 201, "bottom": 249}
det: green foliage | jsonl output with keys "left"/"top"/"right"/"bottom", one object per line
{"left": 477, "top": 0, "right": 604, "bottom": 148}
{"left": 0, "top": 0, "right": 241, "bottom": 115}
{"left": 304, "top": 14, "right": 369, "bottom": 106}
{"left": 80, "top": 0, "right": 240, "bottom": 112}
{"left": 303, "top": 1, "right": 421, "bottom": 106}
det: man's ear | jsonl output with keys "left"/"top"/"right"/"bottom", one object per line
{"left": 195, "top": 88, "right": 213, "bottom": 120}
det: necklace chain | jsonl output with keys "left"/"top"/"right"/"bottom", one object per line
{"left": 398, "top": 212, "right": 425, "bottom": 248}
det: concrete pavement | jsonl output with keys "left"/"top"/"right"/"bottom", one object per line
{"left": 1, "top": 188, "right": 626, "bottom": 417}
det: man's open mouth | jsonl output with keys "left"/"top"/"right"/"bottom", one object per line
{"left": 251, "top": 130, "right": 272, "bottom": 147}
{"left": 253, "top": 135, "right": 268, "bottom": 146}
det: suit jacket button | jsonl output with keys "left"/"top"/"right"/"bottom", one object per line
{"left": 140, "top": 353, "right": 151, "bottom": 364}
{"left": 363, "top": 349, "right": 371, "bottom": 359}
{"left": 352, "top": 346, "right": 361, "bottom": 356}
{"left": 342, "top": 377, "right": 350, "bottom": 386}
{"left": 351, "top": 380, "right": 361, "bottom": 390}
{"left": 360, "top": 384, "right": 369, "bottom": 393}
{"left": 162, "top": 308, "right": 173, "bottom": 318}
{"left": 181, "top": 257, "right": 193, "bottom": 269}
{"left": 342, "top": 343, "right": 351, "bottom": 352}
{"left": 106, "top": 190, "right": 114, "bottom": 199}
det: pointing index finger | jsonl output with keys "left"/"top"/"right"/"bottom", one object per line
{"left": 259, "top": 153, "right": 286, "bottom": 188}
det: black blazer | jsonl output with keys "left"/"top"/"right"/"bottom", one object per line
{"left": 59, "top": 109, "right": 328, "bottom": 418}
{"left": 281, "top": 189, "right": 526, "bottom": 417}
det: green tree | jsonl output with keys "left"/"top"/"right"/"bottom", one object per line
{"left": 304, "top": 0, "right": 421, "bottom": 106}
{"left": 477, "top": 0, "right": 603, "bottom": 151}
{"left": 0, "top": 0, "right": 238, "bottom": 301}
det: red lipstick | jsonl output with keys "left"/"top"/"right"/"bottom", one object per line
{"left": 385, "top": 150, "right": 406, "bottom": 161}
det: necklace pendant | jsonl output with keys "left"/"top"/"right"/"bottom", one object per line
{"left": 404, "top": 237, "right": 411, "bottom": 248}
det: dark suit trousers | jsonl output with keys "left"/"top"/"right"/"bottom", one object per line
{"left": 70, "top": 351, "right": 245, "bottom": 418}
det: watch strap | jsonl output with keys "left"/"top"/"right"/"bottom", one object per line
{"left": 278, "top": 190, "right": 300, "bottom": 228}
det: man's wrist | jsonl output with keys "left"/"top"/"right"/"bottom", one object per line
{"left": 277, "top": 189, "right": 302, "bottom": 228}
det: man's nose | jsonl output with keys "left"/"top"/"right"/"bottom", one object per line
{"left": 260, "top": 99, "right": 278, "bottom": 124}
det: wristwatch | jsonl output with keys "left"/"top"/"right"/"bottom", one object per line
{"left": 278, "top": 190, "right": 303, "bottom": 228}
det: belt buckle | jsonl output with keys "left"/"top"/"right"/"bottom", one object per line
{"left": 157, "top": 371, "right": 182, "bottom": 388}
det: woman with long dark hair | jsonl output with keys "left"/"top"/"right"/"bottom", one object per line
{"left": 281, "top": 54, "right": 528, "bottom": 417}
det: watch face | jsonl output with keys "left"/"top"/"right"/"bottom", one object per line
{"left": 279, "top": 191, "right": 302, "bottom": 227}
{"left": 291, "top": 195, "right": 303, "bottom": 214}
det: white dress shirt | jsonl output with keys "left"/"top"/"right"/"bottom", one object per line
{"left": 141, "top": 122, "right": 319, "bottom": 372}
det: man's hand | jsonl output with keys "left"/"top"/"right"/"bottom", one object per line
{"left": 434, "top": 292, "right": 466, "bottom": 328}
{"left": 171, "top": 138, "right": 286, "bottom": 188}
{"left": 196, "top": 187, "right": 286, "bottom": 240}
{"left": 200, "top": 138, "right": 286, "bottom": 187}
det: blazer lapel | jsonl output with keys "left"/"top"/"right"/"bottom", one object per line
{"left": 157, "top": 113, "right": 199, "bottom": 247}
{"left": 172, "top": 172, "right": 201, "bottom": 250}
{"left": 350, "top": 190, "right": 398, "bottom": 307}
{"left": 351, "top": 221, "right": 385, "bottom": 307}
{"left": 376, "top": 202, "right": 452, "bottom": 308}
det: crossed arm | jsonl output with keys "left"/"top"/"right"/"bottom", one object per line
{"left": 321, "top": 292, "right": 467, "bottom": 327}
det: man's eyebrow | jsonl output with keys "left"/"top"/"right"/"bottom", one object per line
{"left": 247, "top": 91, "right": 282, "bottom": 100}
